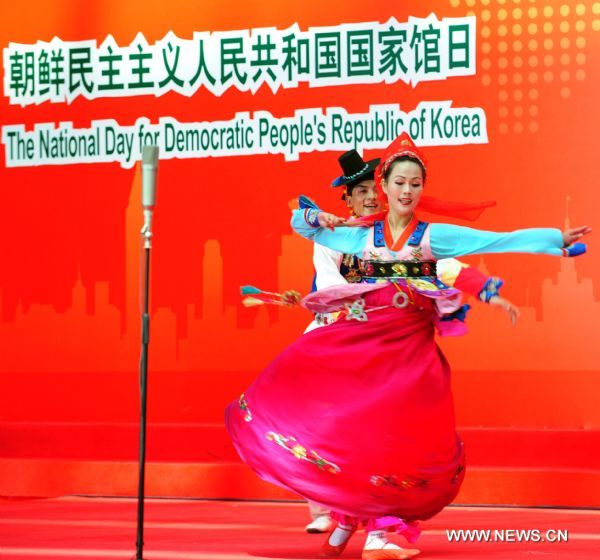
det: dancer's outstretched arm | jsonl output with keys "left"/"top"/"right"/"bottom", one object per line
{"left": 291, "top": 206, "right": 368, "bottom": 257}
{"left": 292, "top": 200, "right": 591, "bottom": 259}
{"left": 429, "top": 223, "right": 591, "bottom": 259}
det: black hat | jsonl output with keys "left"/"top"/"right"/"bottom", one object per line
{"left": 331, "top": 150, "right": 380, "bottom": 188}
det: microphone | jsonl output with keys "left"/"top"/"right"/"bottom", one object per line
{"left": 141, "top": 145, "right": 159, "bottom": 247}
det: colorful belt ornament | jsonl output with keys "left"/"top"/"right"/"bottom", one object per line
{"left": 363, "top": 260, "right": 437, "bottom": 278}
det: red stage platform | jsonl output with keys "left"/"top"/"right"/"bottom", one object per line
{"left": 0, "top": 497, "right": 598, "bottom": 559}
{"left": 1, "top": 369, "right": 599, "bottom": 507}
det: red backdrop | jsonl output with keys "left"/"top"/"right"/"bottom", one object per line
{"left": 1, "top": 0, "right": 599, "bottom": 503}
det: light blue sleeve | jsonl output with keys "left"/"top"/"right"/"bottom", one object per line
{"left": 429, "top": 223, "right": 565, "bottom": 259}
{"left": 291, "top": 208, "right": 369, "bottom": 257}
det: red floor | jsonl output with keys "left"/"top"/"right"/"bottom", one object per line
{"left": 0, "top": 497, "right": 597, "bottom": 559}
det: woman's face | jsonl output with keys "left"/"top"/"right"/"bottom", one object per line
{"left": 382, "top": 160, "right": 423, "bottom": 217}
{"left": 346, "top": 179, "right": 381, "bottom": 217}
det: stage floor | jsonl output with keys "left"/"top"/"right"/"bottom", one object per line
{"left": 0, "top": 496, "right": 598, "bottom": 559}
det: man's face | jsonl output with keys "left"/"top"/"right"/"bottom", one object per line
{"left": 346, "top": 180, "right": 381, "bottom": 217}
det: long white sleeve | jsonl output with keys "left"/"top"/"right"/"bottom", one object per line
{"left": 313, "top": 244, "right": 345, "bottom": 290}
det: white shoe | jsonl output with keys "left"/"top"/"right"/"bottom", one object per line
{"left": 306, "top": 515, "right": 334, "bottom": 533}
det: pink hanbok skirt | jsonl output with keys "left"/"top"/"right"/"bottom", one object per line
{"left": 225, "top": 284, "right": 465, "bottom": 522}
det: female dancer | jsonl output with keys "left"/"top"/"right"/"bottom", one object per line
{"left": 304, "top": 148, "right": 518, "bottom": 537}
{"left": 226, "top": 133, "right": 590, "bottom": 559}
{"left": 305, "top": 150, "right": 518, "bottom": 540}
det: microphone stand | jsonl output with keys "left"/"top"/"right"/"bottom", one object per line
{"left": 136, "top": 211, "right": 153, "bottom": 560}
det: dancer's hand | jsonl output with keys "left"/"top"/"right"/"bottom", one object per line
{"left": 488, "top": 295, "right": 520, "bottom": 326}
{"left": 318, "top": 212, "right": 346, "bottom": 230}
{"left": 563, "top": 226, "right": 592, "bottom": 246}
{"left": 281, "top": 290, "right": 301, "bottom": 306}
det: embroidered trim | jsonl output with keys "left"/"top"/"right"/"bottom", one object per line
{"left": 314, "top": 312, "right": 340, "bottom": 326}
{"left": 381, "top": 149, "right": 427, "bottom": 178}
{"left": 373, "top": 220, "right": 385, "bottom": 247}
{"left": 407, "top": 221, "right": 429, "bottom": 246}
{"left": 238, "top": 393, "right": 252, "bottom": 422}
{"left": 451, "top": 463, "right": 465, "bottom": 484}
{"left": 363, "top": 260, "right": 437, "bottom": 278}
{"left": 266, "top": 432, "right": 341, "bottom": 474}
{"left": 478, "top": 277, "right": 504, "bottom": 302}
{"left": 298, "top": 195, "right": 319, "bottom": 210}
{"left": 440, "top": 304, "right": 471, "bottom": 323}
{"left": 340, "top": 254, "right": 365, "bottom": 283}
{"left": 304, "top": 208, "right": 321, "bottom": 228}
{"left": 370, "top": 474, "right": 429, "bottom": 490}
{"left": 563, "top": 242, "right": 586, "bottom": 257}
{"left": 410, "top": 246, "right": 423, "bottom": 261}
{"left": 338, "top": 162, "right": 369, "bottom": 182}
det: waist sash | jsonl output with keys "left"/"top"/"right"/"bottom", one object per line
{"left": 363, "top": 260, "right": 437, "bottom": 279}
